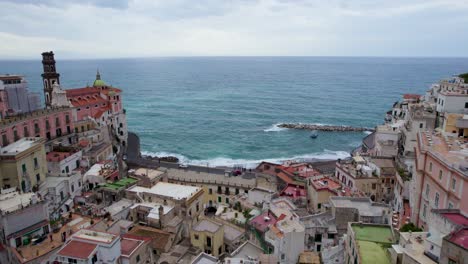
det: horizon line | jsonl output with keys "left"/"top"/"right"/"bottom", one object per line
{"left": 1, "top": 55, "right": 468, "bottom": 61}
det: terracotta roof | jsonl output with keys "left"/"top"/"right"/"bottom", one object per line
{"left": 128, "top": 226, "right": 172, "bottom": 251}
{"left": 403, "top": 94, "right": 421, "bottom": 100}
{"left": 276, "top": 172, "right": 293, "bottom": 184}
{"left": 47, "top": 151, "right": 73, "bottom": 162}
{"left": 121, "top": 237, "right": 144, "bottom": 257}
{"left": 66, "top": 87, "right": 101, "bottom": 97}
{"left": 280, "top": 185, "right": 306, "bottom": 198}
{"left": 250, "top": 211, "right": 278, "bottom": 233}
{"left": 57, "top": 240, "right": 97, "bottom": 259}
{"left": 79, "top": 139, "right": 90, "bottom": 148}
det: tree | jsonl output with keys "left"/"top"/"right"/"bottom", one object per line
{"left": 399, "top": 222, "right": 423, "bottom": 232}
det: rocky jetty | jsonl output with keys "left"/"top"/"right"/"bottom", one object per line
{"left": 278, "top": 123, "right": 374, "bottom": 132}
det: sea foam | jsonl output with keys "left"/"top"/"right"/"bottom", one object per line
{"left": 141, "top": 150, "right": 350, "bottom": 169}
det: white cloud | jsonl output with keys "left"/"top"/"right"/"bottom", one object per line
{"left": 0, "top": 0, "right": 467, "bottom": 58}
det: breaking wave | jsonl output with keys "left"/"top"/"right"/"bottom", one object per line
{"left": 263, "top": 122, "right": 333, "bottom": 132}
{"left": 263, "top": 123, "right": 288, "bottom": 132}
{"left": 141, "top": 149, "right": 350, "bottom": 168}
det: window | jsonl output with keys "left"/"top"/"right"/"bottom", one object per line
{"left": 435, "top": 193, "right": 439, "bottom": 208}
{"left": 419, "top": 123, "right": 423, "bottom": 128}
{"left": 372, "top": 183, "right": 376, "bottom": 190}
{"left": 209, "top": 188, "right": 212, "bottom": 195}
{"left": 452, "top": 178, "right": 457, "bottom": 190}
{"left": 194, "top": 234, "right": 199, "bottom": 240}
{"left": 22, "top": 164, "right": 27, "bottom": 173}
{"left": 68, "top": 258, "right": 77, "bottom": 264}
{"left": 136, "top": 255, "right": 140, "bottom": 263}
{"left": 2, "top": 134, "right": 8, "bottom": 146}
{"left": 425, "top": 184, "right": 430, "bottom": 197}
{"left": 36, "top": 174, "right": 40, "bottom": 182}
{"left": 439, "top": 170, "right": 443, "bottom": 180}
{"left": 218, "top": 196, "right": 221, "bottom": 203}
{"left": 281, "top": 254, "right": 285, "bottom": 260}
{"left": 196, "top": 202, "right": 200, "bottom": 212}
{"left": 34, "top": 157, "right": 39, "bottom": 169}
{"left": 23, "top": 127, "right": 29, "bottom": 137}
{"left": 71, "top": 184, "right": 74, "bottom": 192}
{"left": 423, "top": 204, "right": 427, "bottom": 218}
{"left": 429, "top": 162, "right": 432, "bottom": 172}
{"left": 449, "top": 202, "right": 454, "bottom": 209}
{"left": 318, "top": 203, "right": 322, "bottom": 209}
{"left": 465, "top": 102, "right": 468, "bottom": 109}
{"left": 226, "top": 197, "right": 229, "bottom": 204}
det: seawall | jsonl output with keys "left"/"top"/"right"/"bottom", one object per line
{"left": 278, "top": 123, "right": 374, "bottom": 132}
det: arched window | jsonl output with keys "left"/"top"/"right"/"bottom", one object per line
{"left": 44, "top": 80, "right": 48, "bottom": 89}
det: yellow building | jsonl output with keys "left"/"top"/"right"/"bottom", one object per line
{"left": 443, "top": 113, "right": 468, "bottom": 137}
{"left": 0, "top": 137, "right": 47, "bottom": 191}
{"left": 191, "top": 218, "right": 225, "bottom": 256}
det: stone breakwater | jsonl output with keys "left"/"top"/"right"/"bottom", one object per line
{"left": 278, "top": 123, "right": 375, "bottom": 132}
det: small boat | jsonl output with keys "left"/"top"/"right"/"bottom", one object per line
{"left": 310, "top": 130, "right": 318, "bottom": 139}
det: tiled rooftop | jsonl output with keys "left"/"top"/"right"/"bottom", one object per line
{"left": 250, "top": 211, "right": 277, "bottom": 233}
{"left": 446, "top": 228, "right": 468, "bottom": 249}
{"left": 57, "top": 240, "right": 97, "bottom": 259}
{"left": 280, "top": 184, "right": 306, "bottom": 199}
{"left": 440, "top": 212, "right": 468, "bottom": 226}
{"left": 419, "top": 132, "right": 468, "bottom": 176}
{"left": 121, "top": 237, "right": 144, "bottom": 257}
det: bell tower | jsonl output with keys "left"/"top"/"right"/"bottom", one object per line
{"left": 41, "top": 51, "right": 60, "bottom": 108}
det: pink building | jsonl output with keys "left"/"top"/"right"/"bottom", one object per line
{"left": 65, "top": 71, "right": 127, "bottom": 146}
{"left": 0, "top": 107, "right": 75, "bottom": 147}
{"left": 412, "top": 131, "right": 468, "bottom": 229}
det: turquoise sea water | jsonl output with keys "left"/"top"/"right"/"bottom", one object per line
{"left": 1, "top": 57, "right": 468, "bottom": 167}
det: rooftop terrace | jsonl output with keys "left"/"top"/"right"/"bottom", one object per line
{"left": 101, "top": 177, "right": 138, "bottom": 190}
{"left": 351, "top": 224, "right": 395, "bottom": 264}
{"left": 0, "top": 137, "right": 44, "bottom": 156}
{"left": 352, "top": 224, "right": 394, "bottom": 244}
{"left": 331, "top": 197, "right": 390, "bottom": 217}
{"left": 419, "top": 132, "right": 468, "bottom": 176}
{"left": 128, "top": 181, "right": 201, "bottom": 200}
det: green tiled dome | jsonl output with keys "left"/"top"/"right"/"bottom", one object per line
{"left": 93, "top": 69, "right": 107, "bottom": 87}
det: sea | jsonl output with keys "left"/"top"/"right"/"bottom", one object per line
{"left": 1, "top": 57, "right": 468, "bottom": 167}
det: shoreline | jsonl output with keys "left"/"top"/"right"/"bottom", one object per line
{"left": 127, "top": 131, "right": 350, "bottom": 169}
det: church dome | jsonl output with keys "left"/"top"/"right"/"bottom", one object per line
{"left": 92, "top": 69, "right": 107, "bottom": 87}
{"left": 93, "top": 79, "right": 107, "bottom": 87}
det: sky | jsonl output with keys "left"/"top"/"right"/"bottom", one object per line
{"left": 1, "top": 0, "right": 468, "bottom": 59}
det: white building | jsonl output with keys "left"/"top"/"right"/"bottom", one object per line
{"left": 0, "top": 189, "right": 49, "bottom": 248}
{"left": 40, "top": 171, "right": 82, "bottom": 219}
{"left": 55, "top": 229, "right": 121, "bottom": 264}
{"left": 264, "top": 214, "right": 305, "bottom": 264}
{"left": 435, "top": 77, "right": 468, "bottom": 114}
{"left": 46, "top": 149, "right": 82, "bottom": 174}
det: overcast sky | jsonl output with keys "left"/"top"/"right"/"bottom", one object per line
{"left": 1, "top": 0, "right": 468, "bottom": 59}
